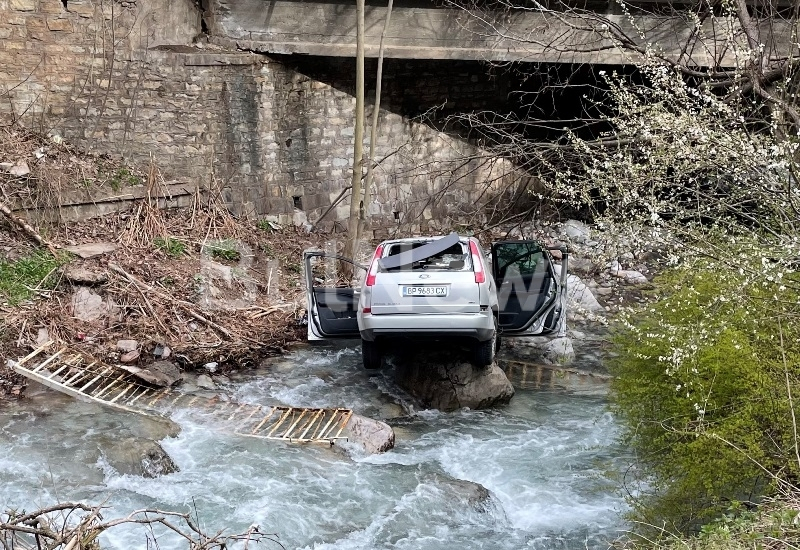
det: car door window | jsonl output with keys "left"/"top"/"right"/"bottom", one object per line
{"left": 304, "top": 252, "right": 365, "bottom": 338}
{"left": 492, "top": 241, "right": 558, "bottom": 334}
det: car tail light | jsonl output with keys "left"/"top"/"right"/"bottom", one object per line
{"left": 469, "top": 240, "right": 486, "bottom": 284}
{"left": 365, "top": 244, "right": 384, "bottom": 287}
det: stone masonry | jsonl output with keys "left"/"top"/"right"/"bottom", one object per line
{"left": 0, "top": 0, "right": 530, "bottom": 233}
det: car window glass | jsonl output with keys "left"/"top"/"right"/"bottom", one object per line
{"left": 495, "top": 243, "right": 545, "bottom": 278}
{"left": 384, "top": 242, "right": 471, "bottom": 271}
{"left": 308, "top": 255, "right": 365, "bottom": 288}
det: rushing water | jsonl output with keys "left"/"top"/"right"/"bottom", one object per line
{"left": 0, "top": 343, "right": 628, "bottom": 549}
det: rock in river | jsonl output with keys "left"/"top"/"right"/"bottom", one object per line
{"left": 342, "top": 413, "right": 395, "bottom": 454}
{"left": 100, "top": 437, "right": 179, "bottom": 478}
{"left": 117, "top": 360, "right": 183, "bottom": 387}
{"left": 392, "top": 348, "right": 514, "bottom": 411}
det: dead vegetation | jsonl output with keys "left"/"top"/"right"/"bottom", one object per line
{"left": 1, "top": 502, "right": 284, "bottom": 550}
{"left": 0, "top": 127, "right": 333, "bottom": 400}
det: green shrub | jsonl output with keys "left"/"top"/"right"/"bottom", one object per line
{"left": 256, "top": 219, "right": 274, "bottom": 232}
{"left": 0, "top": 250, "right": 63, "bottom": 304}
{"left": 108, "top": 167, "right": 140, "bottom": 191}
{"left": 154, "top": 237, "right": 186, "bottom": 258}
{"left": 207, "top": 240, "right": 240, "bottom": 262}
{"left": 611, "top": 263, "right": 800, "bottom": 533}
{"left": 617, "top": 495, "right": 800, "bottom": 549}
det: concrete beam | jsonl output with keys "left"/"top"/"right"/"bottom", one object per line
{"left": 206, "top": 0, "right": 796, "bottom": 65}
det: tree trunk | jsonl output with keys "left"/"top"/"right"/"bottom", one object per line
{"left": 362, "top": 0, "right": 395, "bottom": 227}
{"left": 344, "top": 0, "right": 366, "bottom": 265}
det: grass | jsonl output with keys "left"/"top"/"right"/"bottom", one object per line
{"left": 256, "top": 219, "right": 273, "bottom": 232}
{"left": 206, "top": 239, "right": 241, "bottom": 262}
{"left": 154, "top": 236, "right": 187, "bottom": 258}
{"left": 616, "top": 493, "right": 800, "bottom": 549}
{"left": 108, "top": 168, "right": 140, "bottom": 191}
{"left": 0, "top": 250, "right": 63, "bottom": 304}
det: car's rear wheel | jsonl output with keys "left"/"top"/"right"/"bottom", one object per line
{"left": 473, "top": 335, "right": 496, "bottom": 368}
{"left": 362, "top": 339, "right": 382, "bottom": 370}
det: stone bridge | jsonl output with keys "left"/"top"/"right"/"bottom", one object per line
{"left": 0, "top": 0, "right": 794, "bottom": 233}
{"left": 205, "top": 0, "right": 794, "bottom": 66}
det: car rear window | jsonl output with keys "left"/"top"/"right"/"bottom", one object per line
{"left": 382, "top": 242, "right": 472, "bottom": 272}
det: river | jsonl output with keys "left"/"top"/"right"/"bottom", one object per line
{"left": 0, "top": 342, "right": 628, "bottom": 549}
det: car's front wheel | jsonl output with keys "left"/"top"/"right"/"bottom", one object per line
{"left": 473, "top": 335, "right": 496, "bottom": 368}
{"left": 362, "top": 339, "right": 382, "bottom": 370}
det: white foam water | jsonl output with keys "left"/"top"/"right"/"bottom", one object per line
{"left": 0, "top": 343, "right": 628, "bottom": 549}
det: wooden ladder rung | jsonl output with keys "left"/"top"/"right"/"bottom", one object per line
{"left": 297, "top": 409, "right": 325, "bottom": 440}
{"left": 266, "top": 408, "right": 294, "bottom": 437}
{"left": 251, "top": 407, "right": 279, "bottom": 435}
{"left": 32, "top": 349, "right": 66, "bottom": 374}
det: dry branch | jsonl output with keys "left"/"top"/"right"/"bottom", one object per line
{"left": 108, "top": 263, "right": 233, "bottom": 340}
{"left": 0, "top": 197, "right": 58, "bottom": 256}
{"left": 1, "top": 501, "right": 284, "bottom": 550}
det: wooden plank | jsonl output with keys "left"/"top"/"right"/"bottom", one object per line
{"left": 226, "top": 402, "right": 248, "bottom": 421}
{"left": 78, "top": 366, "right": 113, "bottom": 392}
{"left": 331, "top": 410, "right": 353, "bottom": 440}
{"left": 265, "top": 408, "right": 294, "bottom": 437}
{"left": 16, "top": 341, "right": 54, "bottom": 367}
{"left": 234, "top": 405, "right": 263, "bottom": 433}
{"left": 109, "top": 385, "right": 134, "bottom": 404}
{"left": 250, "top": 407, "right": 279, "bottom": 435}
{"left": 31, "top": 348, "right": 66, "bottom": 374}
{"left": 12, "top": 362, "right": 159, "bottom": 417}
{"left": 315, "top": 409, "right": 344, "bottom": 440}
{"left": 62, "top": 368, "right": 89, "bottom": 387}
{"left": 146, "top": 388, "right": 172, "bottom": 408}
{"left": 127, "top": 386, "right": 154, "bottom": 406}
{"left": 91, "top": 373, "right": 129, "bottom": 400}
{"left": 297, "top": 409, "right": 324, "bottom": 441}
{"left": 281, "top": 409, "right": 309, "bottom": 439}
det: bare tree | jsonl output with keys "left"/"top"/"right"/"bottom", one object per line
{"left": 1, "top": 502, "right": 283, "bottom": 549}
{"left": 344, "top": 0, "right": 366, "bottom": 265}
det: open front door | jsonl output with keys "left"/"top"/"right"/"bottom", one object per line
{"left": 491, "top": 241, "right": 566, "bottom": 336}
{"left": 303, "top": 251, "right": 366, "bottom": 340}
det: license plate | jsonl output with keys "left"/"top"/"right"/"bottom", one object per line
{"left": 402, "top": 285, "right": 448, "bottom": 297}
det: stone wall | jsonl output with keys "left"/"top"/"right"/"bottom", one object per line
{"left": 0, "top": 0, "right": 529, "bottom": 234}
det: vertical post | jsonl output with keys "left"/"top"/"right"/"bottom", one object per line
{"left": 363, "top": 0, "right": 395, "bottom": 223}
{"left": 558, "top": 247, "right": 569, "bottom": 338}
{"left": 345, "top": 0, "right": 366, "bottom": 265}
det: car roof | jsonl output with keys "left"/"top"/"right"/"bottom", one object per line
{"left": 378, "top": 235, "right": 472, "bottom": 246}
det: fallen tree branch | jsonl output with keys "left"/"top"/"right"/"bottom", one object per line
{"left": 1, "top": 501, "right": 284, "bottom": 549}
{"left": 0, "top": 197, "right": 58, "bottom": 256}
{"left": 108, "top": 263, "right": 233, "bottom": 340}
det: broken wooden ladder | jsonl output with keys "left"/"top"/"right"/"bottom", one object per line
{"left": 10, "top": 343, "right": 352, "bottom": 444}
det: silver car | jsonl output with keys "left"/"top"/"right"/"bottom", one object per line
{"left": 304, "top": 233, "right": 568, "bottom": 369}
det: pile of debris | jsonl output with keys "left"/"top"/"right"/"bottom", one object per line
{"left": 0, "top": 127, "right": 329, "bottom": 399}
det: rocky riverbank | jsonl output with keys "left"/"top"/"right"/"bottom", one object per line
{"left": 0, "top": 129, "right": 662, "bottom": 403}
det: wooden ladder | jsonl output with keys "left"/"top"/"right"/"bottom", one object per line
{"left": 11, "top": 343, "right": 352, "bottom": 444}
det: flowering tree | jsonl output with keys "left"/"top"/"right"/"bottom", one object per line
{"left": 439, "top": 0, "right": 800, "bottom": 531}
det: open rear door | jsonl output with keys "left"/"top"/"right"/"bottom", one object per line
{"left": 304, "top": 251, "right": 366, "bottom": 340}
{"left": 491, "top": 241, "right": 567, "bottom": 336}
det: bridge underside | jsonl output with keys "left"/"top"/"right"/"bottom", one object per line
{"left": 206, "top": 0, "right": 794, "bottom": 66}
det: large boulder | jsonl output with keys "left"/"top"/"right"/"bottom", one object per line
{"left": 118, "top": 360, "right": 183, "bottom": 387}
{"left": 392, "top": 350, "right": 514, "bottom": 411}
{"left": 507, "top": 336, "right": 575, "bottom": 365}
{"left": 554, "top": 265, "right": 603, "bottom": 315}
{"left": 425, "top": 474, "right": 495, "bottom": 513}
{"left": 342, "top": 413, "right": 395, "bottom": 454}
{"left": 100, "top": 437, "right": 179, "bottom": 478}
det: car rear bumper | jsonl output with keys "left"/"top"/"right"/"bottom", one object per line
{"left": 359, "top": 311, "right": 495, "bottom": 342}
